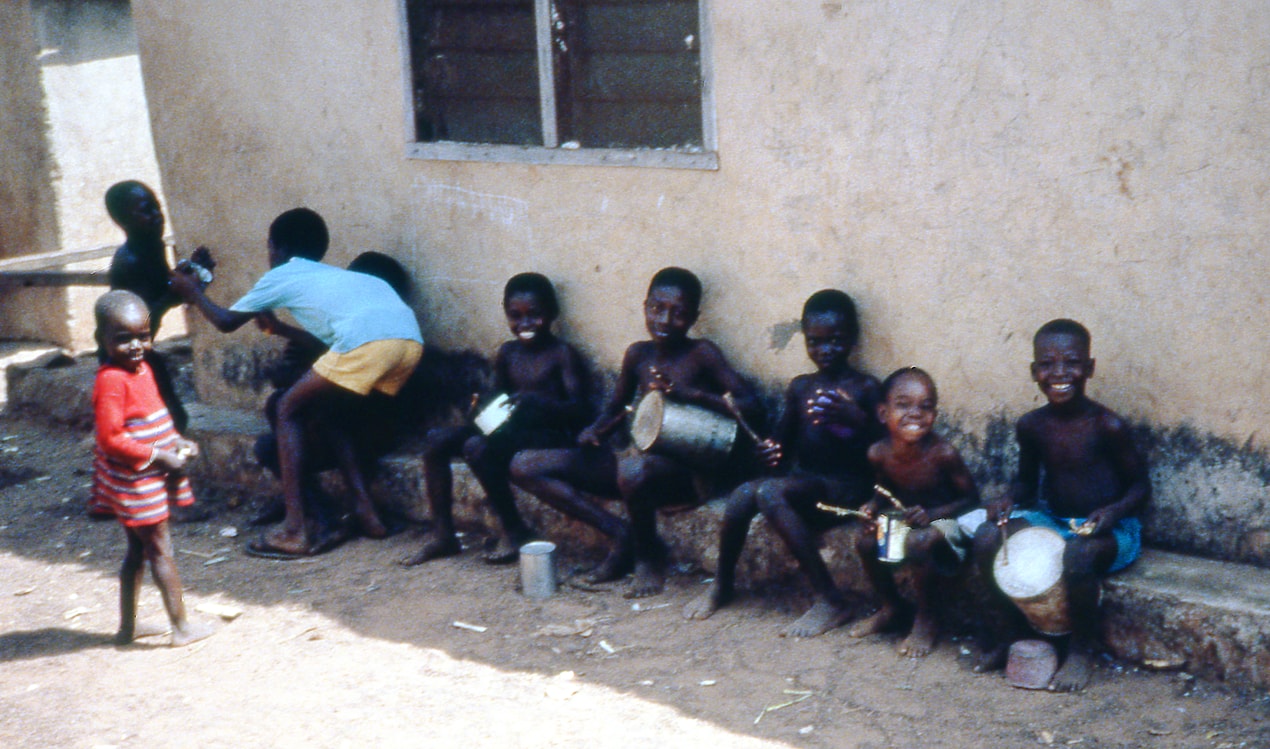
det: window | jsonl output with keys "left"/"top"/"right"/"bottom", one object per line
{"left": 401, "top": 0, "right": 716, "bottom": 169}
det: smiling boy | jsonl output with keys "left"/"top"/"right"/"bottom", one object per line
{"left": 972, "top": 319, "right": 1150, "bottom": 691}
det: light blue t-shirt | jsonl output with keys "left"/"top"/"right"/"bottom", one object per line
{"left": 231, "top": 258, "right": 423, "bottom": 353}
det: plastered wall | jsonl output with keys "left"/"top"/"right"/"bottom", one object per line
{"left": 132, "top": 0, "right": 1270, "bottom": 561}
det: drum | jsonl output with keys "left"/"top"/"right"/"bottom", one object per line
{"left": 630, "top": 390, "right": 738, "bottom": 467}
{"left": 992, "top": 526, "right": 1071, "bottom": 636}
{"left": 472, "top": 393, "right": 517, "bottom": 435}
{"left": 876, "top": 510, "right": 909, "bottom": 563}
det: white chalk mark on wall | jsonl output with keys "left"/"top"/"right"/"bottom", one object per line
{"left": 409, "top": 177, "right": 538, "bottom": 282}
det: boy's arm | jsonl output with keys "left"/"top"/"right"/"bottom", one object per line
{"left": 578, "top": 345, "right": 640, "bottom": 444}
{"left": 170, "top": 271, "right": 253, "bottom": 332}
{"left": 662, "top": 341, "right": 757, "bottom": 417}
{"left": 1087, "top": 415, "right": 1151, "bottom": 534}
{"left": 928, "top": 444, "right": 980, "bottom": 521}
{"left": 988, "top": 419, "right": 1040, "bottom": 522}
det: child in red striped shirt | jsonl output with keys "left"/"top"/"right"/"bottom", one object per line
{"left": 93, "top": 291, "right": 214, "bottom": 646}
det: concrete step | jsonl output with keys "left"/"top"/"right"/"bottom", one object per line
{"left": 6, "top": 349, "right": 1270, "bottom": 690}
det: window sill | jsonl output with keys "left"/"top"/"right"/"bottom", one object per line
{"left": 405, "top": 142, "right": 718, "bottom": 170}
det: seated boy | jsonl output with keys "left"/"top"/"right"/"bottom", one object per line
{"left": 513, "top": 267, "right": 760, "bottom": 598}
{"left": 684, "top": 290, "right": 881, "bottom": 636}
{"left": 972, "top": 319, "right": 1150, "bottom": 691}
{"left": 171, "top": 209, "right": 423, "bottom": 557}
{"left": 851, "top": 367, "right": 979, "bottom": 656}
{"left": 403, "top": 272, "right": 591, "bottom": 566}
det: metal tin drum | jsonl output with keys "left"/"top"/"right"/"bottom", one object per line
{"left": 473, "top": 393, "right": 516, "bottom": 435}
{"left": 876, "top": 510, "right": 909, "bottom": 563}
{"left": 519, "top": 541, "right": 558, "bottom": 599}
{"left": 992, "top": 526, "right": 1071, "bottom": 636}
{"left": 630, "top": 390, "right": 738, "bottom": 468}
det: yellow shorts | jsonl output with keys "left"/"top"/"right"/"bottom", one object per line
{"left": 312, "top": 339, "right": 422, "bottom": 396}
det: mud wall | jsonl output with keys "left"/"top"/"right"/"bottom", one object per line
{"left": 131, "top": 0, "right": 1269, "bottom": 563}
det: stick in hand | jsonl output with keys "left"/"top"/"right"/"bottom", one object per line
{"left": 722, "top": 392, "right": 763, "bottom": 443}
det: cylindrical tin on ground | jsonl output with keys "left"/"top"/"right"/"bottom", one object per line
{"left": 519, "top": 540, "right": 557, "bottom": 599}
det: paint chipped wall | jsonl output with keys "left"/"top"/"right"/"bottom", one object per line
{"left": 131, "top": 1, "right": 1269, "bottom": 562}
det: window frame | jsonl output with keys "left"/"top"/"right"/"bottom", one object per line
{"left": 397, "top": 0, "right": 718, "bottom": 170}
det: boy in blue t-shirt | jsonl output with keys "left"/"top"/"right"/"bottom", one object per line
{"left": 171, "top": 208, "right": 423, "bottom": 557}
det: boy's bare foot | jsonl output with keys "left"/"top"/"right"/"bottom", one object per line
{"left": 113, "top": 629, "right": 135, "bottom": 646}
{"left": 400, "top": 534, "right": 462, "bottom": 566}
{"left": 1049, "top": 646, "right": 1094, "bottom": 692}
{"left": 624, "top": 559, "right": 665, "bottom": 599}
{"left": 483, "top": 536, "right": 523, "bottom": 565}
{"left": 585, "top": 540, "right": 633, "bottom": 584}
{"left": 170, "top": 619, "right": 217, "bottom": 648}
{"left": 683, "top": 583, "right": 733, "bottom": 621}
{"left": 898, "top": 612, "right": 937, "bottom": 657}
{"left": 134, "top": 620, "right": 170, "bottom": 638}
{"left": 260, "top": 528, "right": 310, "bottom": 556}
{"left": 847, "top": 604, "right": 897, "bottom": 638}
{"left": 786, "top": 599, "right": 854, "bottom": 638}
{"left": 972, "top": 642, "right": 1009, "bottom": 672}
{"left": 354, "top": 507, "right": 388, "bottom": 539}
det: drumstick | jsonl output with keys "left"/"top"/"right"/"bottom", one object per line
{"left": 874, "top": 484, "right": 905, "bottom": 511}
{"left": 592, "top": 405, "right": 634, "bottom": 438}
{"left": 815, "top": 502, "right": 871, "bottom": 519}
{"left": 998, "top": 516, "right": 1009, "bottom": 566}
{"left": 722, "top": 392, "right": 764, "bottom": 443}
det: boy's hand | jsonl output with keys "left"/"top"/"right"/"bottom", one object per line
{"left": 174, "top": 438, "right": 199, "bottom": 459}
{"left": 1083, "top": 507, "right": 1118, "bottom": 536}
{"left": 986, "top": 497, "right": 1014, "bottom": 524}
{"left": 578, "top": 425, "right": 603, "bottom": 447}
{"left": 806, "top": 388, "right": 852, "bottom": 425}
{"left": 151, "top": 448, "right": 188, "bottom": 473}
{"left": 903, "top": 506, "right": 930, "bottom": 528}
{"left": 168, "top": 270, "right": 201, "bottom": 301}
{"left": 756, "top": 438, "right": 783, "bottom": 468}
{"left": 647, "top": 366, "right": 673, "bottom": 394}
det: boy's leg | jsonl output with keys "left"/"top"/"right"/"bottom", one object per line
{"left": 402, "top": 426, "right": 469, "bottom": 565}
{"left": 465, "top": 434, "right": 532, "bottom": 564}
{"left": 136, "top": 521, "right": 214, "bottom": 647}
{"left": 269, "top": 370, "right": 351, "bottom": 553}
{"left": 616, "top": 451, "right": 696, "bottom": 598}
{"left": 510, "top": 447, "right": 631, "bottom": 582}
{"left": 969, "top": 518, "right": 1031, "bottom": 672}
{"left": 892, "top": 525, "right": 956, "bottom": 657}
{"left": 757, "top": 477, "right": 854, "bottom": 637}
{"left": 115, "top": 527, "right": 146, "bottom": 645}
{"left": 684, "top": 480, "right": 761, "bottom": 620}
{"left": 848, "top": 517, "right": 904, "bottom": 640}
{"left": 1051, "top": 534, "right": 1118, "bottom": 692}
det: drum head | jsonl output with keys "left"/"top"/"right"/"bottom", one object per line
{"left": 630, "top": 391, "right": 666, "bottom": 451}
{"left": 993, "top": 526, "right": 1066, "bottom": 598}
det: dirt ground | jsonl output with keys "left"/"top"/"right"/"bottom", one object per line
{"left": 2, "top": 413, "right": 1268, "bottom": 749}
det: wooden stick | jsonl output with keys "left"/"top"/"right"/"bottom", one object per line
{"left": 997, "top": 515, "right": 1009, "bottom": 566}
{"left": 873, "top": 484, "right": 905, "bottom": 510}
{"left": 722, "top": 392, "right": 763, "bottom": 443}
{"left": 815, "top": 502, "right": 871, "bottom": 519}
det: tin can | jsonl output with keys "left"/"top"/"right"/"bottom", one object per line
{"left": 876, "top": 510, "right": 909, "bottom": 563}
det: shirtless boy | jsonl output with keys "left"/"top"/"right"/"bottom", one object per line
{"left": 404, "top": 272, "right": 591, "bottom": 566}
{"left": 850, "top": 367, "right": 978, "bottom": 656}
{"left": 972, "top": 319, "right": 1150, "bottom": 691}
{"left": 513, "top": 267, "right": 759, "bottom": 597}
{"left": 684, "top": 289, "right": 880, "bottom": 636}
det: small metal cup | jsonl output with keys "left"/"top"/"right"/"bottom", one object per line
{"left": 519, "top": 541, "right": 557, "bottom": 599}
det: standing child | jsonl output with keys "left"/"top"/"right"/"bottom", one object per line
{"left": 972, "top": 319, "right": 1150, "bottom": 691}
{"left": 684, "top": 289, "right": 881, "bottom": 636}
{"left": 513, "top": 267, "right": 760, "bottom": 598}
{"left": 92, "top": 291, "right": 214, "bottom": 646}
{"left": 403, "top": 272, "right": 591, "bottom": 566}
{"left": 850, "top": 367, "right": 979, "bottom": 656}
{"left": 171, "top": 208, "right": 423, "bottom": 557}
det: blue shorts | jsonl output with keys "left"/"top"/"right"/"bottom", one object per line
{"left": 1013, "top": 509, "right": 1142, "bottom": 573}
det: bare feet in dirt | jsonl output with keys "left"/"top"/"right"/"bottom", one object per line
{"left": 171, "top": 619, "right": 217, "bottom": 648}
{"left": 785, "top": 599, "right": 854, "bottom": 638}
{"left": 584, "top": 540, "right": 633, "bottom": 584}
{"left": 683, "top": 582, "right": 733, "bottom": 621}
{"left": 624, "top": 559, "right": 665, "bottom": 599}
{"left": 400, "top": 534, "right": 462, "bottom": 567}
{"left": 355, "top": 507, "right": 388, "bottom": 539}
{"left": 898, "top": 611, "right": 937, "bottom": 657}
{"left": 483, "top": 535, "right": 525, "bottom": 565}
{"left": 134, "top": 620, "right": 170, "bottom": 638}
{"left": 972, "top": 642, "right": 1009, "bottom": 673}
{"left": 260, "top": 528, "right": 310, "bottom": 557}
{"left": 1049, "top": 647, "right": 1093, "bottom": 692}
{"left": 847, "top": 604, "right": 897, "bottom": 639}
